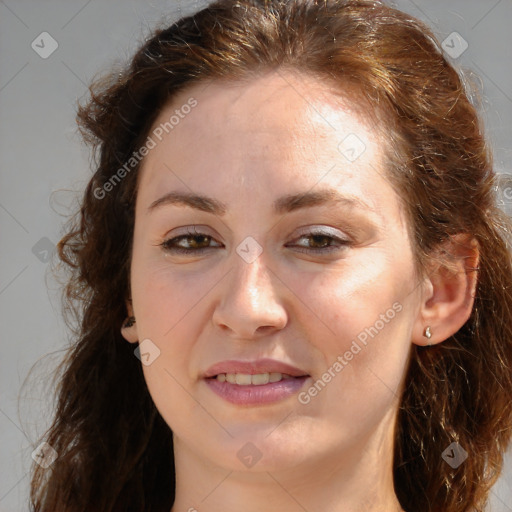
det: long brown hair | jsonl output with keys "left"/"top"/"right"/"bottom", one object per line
{"left": 29, "top": 1, "right": 512, "bottom": 511}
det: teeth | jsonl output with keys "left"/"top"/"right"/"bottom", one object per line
{"left": 269, "top": 372, "right": 282, "bottom": 383}
{"left": 235, "top": 373, "right": 252, "bottom": 385}
{"left": 251, "top": 373, "right": 269, "bottom": 385}
{"left": 215, "top": 372, "right": 294, "bottom": 385}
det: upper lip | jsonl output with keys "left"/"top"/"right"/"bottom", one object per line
{"left": 203, "top": 358, "right": 309, "bottom": 378}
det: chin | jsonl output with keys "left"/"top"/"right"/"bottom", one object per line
{"left": 197, "top": 423, "right": 318, "bottom": 473}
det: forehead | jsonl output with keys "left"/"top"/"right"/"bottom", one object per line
{"left": 136, "top": 70, "right": 399, "bottom": 221}
{"left": 159, "top": 70, "right": 380, "bottom": 151}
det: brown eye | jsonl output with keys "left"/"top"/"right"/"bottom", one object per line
{"left": 289, "top": 231, "right": 352, "bottom": 254}
{"left": 161, "top": 229, "right": 223, "bottom": 254}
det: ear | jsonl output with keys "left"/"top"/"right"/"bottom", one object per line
{"left": 412, "top": 233, "right": 480, "bottom": 347}
{"left": 120, "top": 298, "right": 139, "bottom": 344}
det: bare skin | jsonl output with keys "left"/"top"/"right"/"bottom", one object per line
{"left": 121, "top": 70, "right": 479, "bottom": 512}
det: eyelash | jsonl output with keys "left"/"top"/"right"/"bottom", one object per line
{"left": 159, "top": 227, "right": 352, "bottom": 255}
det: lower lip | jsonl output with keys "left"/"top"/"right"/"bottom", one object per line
{"left": 204, "top": 376, "right": 310, "bottom": 405}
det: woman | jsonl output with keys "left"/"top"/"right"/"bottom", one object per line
{"left": 30, "top": 1, "right": 512, "bottom": 511}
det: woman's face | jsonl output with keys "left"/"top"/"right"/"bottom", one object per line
{"left": 126, "top": 71, "right": 425, "bottom": 475}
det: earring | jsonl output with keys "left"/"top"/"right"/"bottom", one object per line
{"left": 423, "top": 326, "right": 432, "bottom": 346}
{"left": 123, "top": 316, "right": 136, "bottom": 329}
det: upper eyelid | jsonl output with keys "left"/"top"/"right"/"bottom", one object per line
{"left": 165, "top": 224, "right": 348, "bottom": 238}
{"left": 293, "top": 225, "right": 348, "bottom": 238}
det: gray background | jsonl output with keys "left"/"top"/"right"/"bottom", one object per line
{"left": 0, "top": 0, "right": 511, "bottom": 510}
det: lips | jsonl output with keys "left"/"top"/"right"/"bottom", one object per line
{"left": 203, "top": 358, "right": 309, "bottom": 379}
{"left": 203, "top": 358, "right": 310, "bottom": 405}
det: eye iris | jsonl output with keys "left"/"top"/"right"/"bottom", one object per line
{"left": 310, "top": 234, "right": 331, "bottom": 248}
{"left": 188, "top": 235, "right": 210, "bottom": 248}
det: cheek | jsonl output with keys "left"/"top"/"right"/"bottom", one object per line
{"left": 132, "top": 266, "right": 207, "bottom": 431}
{"left": 129, "top": 258, "right": 207, "bottom": 399}
{"left": 294, "top": 253, "right": 414, "bottom": 408}
{"left": 295, "top": 253, "right": 410, "bottom": 350}
{"left": 131, "top": 257, "right": 218, "bottom": 336}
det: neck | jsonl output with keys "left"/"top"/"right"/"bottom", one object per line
{"left": 169, "top": 412, "right": 403, "bottom": 512}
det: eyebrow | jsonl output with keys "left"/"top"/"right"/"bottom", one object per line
{"left": 147, "top": 189, "right": 374, "bottom": 216}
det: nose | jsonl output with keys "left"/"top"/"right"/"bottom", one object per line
{"left": 212, "top": 251, "right": 288, "bottom": 340}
